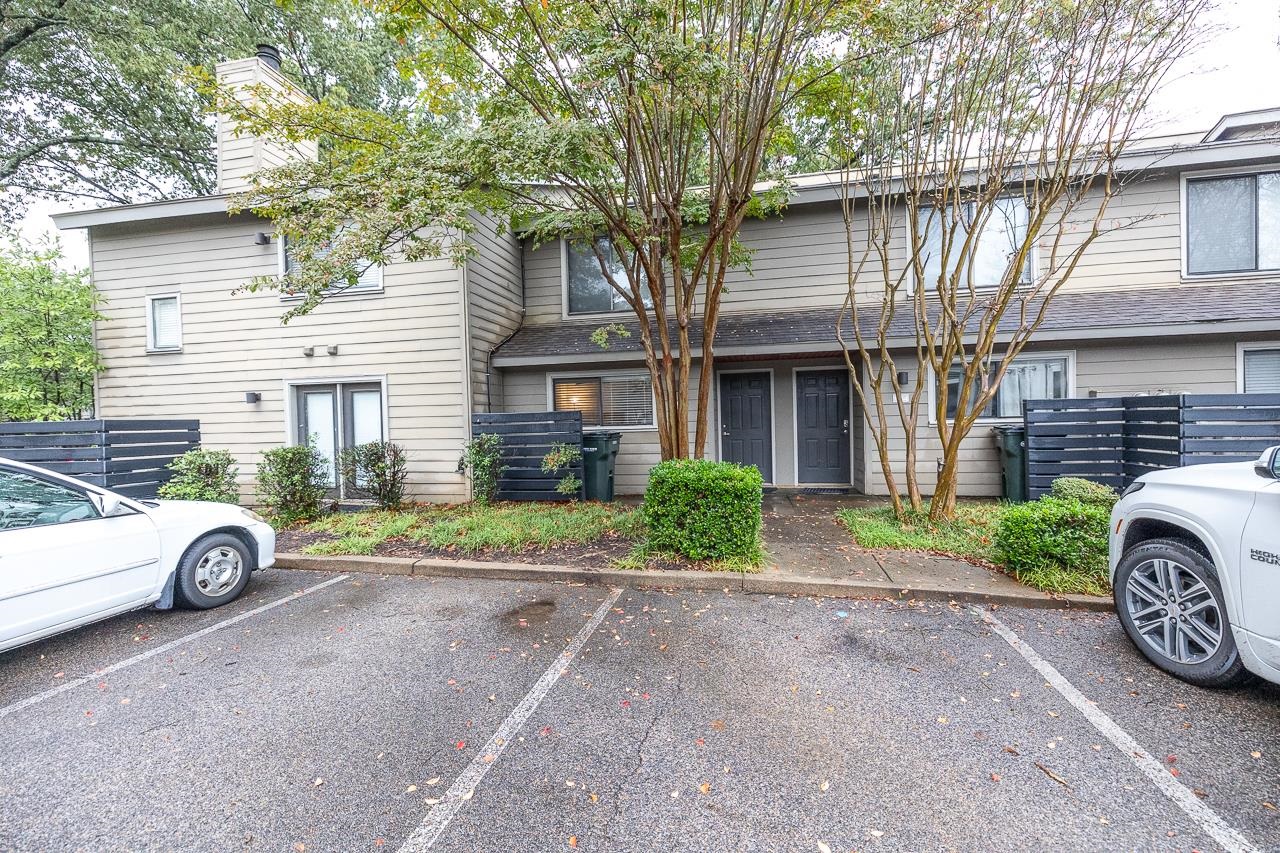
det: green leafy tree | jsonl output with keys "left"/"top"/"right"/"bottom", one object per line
{"left": 0, "top": 241, "right": 102, "bottom": 421}
{"left": 1, "top": 0, "right": 418, "bottom": 221}
{"left": 228, "top": 0, "right": 895, "bottom": 460}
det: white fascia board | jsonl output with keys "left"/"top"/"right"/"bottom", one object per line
{"left": 50, "top": 195, "right": 233, "bottom": 230}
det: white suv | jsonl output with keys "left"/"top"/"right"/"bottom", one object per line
{"left": 1111, "top": 448, "right": 1280, "bottom": 688}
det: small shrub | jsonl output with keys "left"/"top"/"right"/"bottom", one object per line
{"left": 995, "top": 497, "right": 1110, "bottom": 593}
{"left": 642, "top": 459, "right": 763, "bottom": 560}
{"left": 257, "top": 444, "right": 331, "bottom": 524}
{"left": 157, "top": 449, "right": 239, "bottom": 504}
{"left": 460, "top": 433, "right": 507, "bottom": 504}
{"left": 1049, "top": 476, "right": 1118, "bottom": 508}
{"left": 339, "top": 441, "right": 409, "bottom": 509}
{"left": 541, "top": 442, "right": 583, "bottom": 498}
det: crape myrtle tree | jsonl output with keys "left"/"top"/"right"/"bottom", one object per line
{"left": 827, "top": 0, "right": 1207, "bottom": 520}
{"left": 1, "top": 0, "right": 418, "bottom": 222}
{"left": 222, "top": 0, "right": 895, "bottom": 461}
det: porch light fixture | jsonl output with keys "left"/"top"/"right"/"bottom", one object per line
{"left": 254, "top": 232, "right": 271, "bottom": 246}
{"left": 896, "top": 370, "right": 909, "bottom": 385}
{"left": 245, "top": 392, "right": 261, "bottom": 404}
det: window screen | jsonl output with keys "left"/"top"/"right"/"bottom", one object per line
{"left": 565, "top": 238, "right": 652, "bottom": 315}
{"left": 1243, "top": 348, "right": 1280, "bottom": 393}
{"left": 149, "top": 296, "right": 181, "bottom": 350}
{"left": 1186, "top": 176, "right": 1257, "bottom": 274}
{"left": 943, "top": 356, "right": 1068, "bottom": 419}
{"left": 552, "top": 375, "right": 653, "bottom": 427}
{"left": 919, "top": 197, "right": 1032, "bottom": 291}
{"left": 282, "top": 235, "right": 382, "bottom": 295}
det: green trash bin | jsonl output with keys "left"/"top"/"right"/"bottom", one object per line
{"left": 581, "top": 432, "right": 622, "bottom": 501}
{"left": 993, "top": 424, "right": 1028, "bottom": 503}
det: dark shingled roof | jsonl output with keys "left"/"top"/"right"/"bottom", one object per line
{"left": 491, "top": 281, "right": 1280, "bottom": 365}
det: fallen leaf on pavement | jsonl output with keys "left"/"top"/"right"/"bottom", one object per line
{"left": 817, "top": 842, "right": 832, "bottom": 853}
{"left": 405, "top": 785, "right": 417, "bottom": 793}
{"left": 1252, "top": 751, "right": 1262, "bottom": 759}
{"left": 990, "top": 773, "right": 1002, "bottom": 782}
{"left": 710, "top": 720, "right": 726, "bottom": 731}
{"left": 699, "top": 782, "right": 711, "bottom": 795}
{"left": 568, "top": 836, "right": 578, "bottom": 848}
{"left": 820, "top": 780, "right": 830, "bottom": 792}
{"left": 313, "top": 778, "right": 324, "bottom": 787}
{"left": 426, "top": 777, "right": 441, "bottom": 786}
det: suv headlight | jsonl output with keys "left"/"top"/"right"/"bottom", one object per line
{"left": 240, "top": 508, "right": 267, "bottom": 524}
{"left": 1120, "top": 481, "right": 1146, "bottom": 499}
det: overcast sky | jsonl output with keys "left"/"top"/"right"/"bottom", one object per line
{"left": 15, "top": 0, "right": 1280, "bottom": 271}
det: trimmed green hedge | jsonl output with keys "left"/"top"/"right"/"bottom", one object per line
{"left": 642, "top": 459, "right": 763, "bottom": 560}
{"left": 1049, "top": 476, "right": 1118, "bottom": 508}
{"left": 995, "top": 497, "right": 1110, "bottom": 584}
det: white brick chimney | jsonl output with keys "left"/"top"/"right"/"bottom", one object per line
{"left": 214, "top": 45, "right": 318, "bottom": 195}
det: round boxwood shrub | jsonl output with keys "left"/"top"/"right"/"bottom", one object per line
{"left": 1049, "top": 476, "right": 1118, "bottom": 508}
{"left": 157, "top": 448, "right": 240, "bottom": 504}
{"left": 257, "top": 444, "right": 331, "bottom": 524}
{"left": 995, "top": 496, "right": 1110, "bottom": 583}
{"left": 642, "top": 459, "right": 763, "bottom": 560}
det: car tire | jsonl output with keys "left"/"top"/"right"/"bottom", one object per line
{"left": 1113, "top": 538, "right": 1251, "bottom": 689}
{"left": 173, "top": 533, "right": 253, "bottom": 610}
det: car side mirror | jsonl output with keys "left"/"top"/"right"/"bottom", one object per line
{"left": 90, "top": 492, "right": 126, "bottom": 517}
{"left": 1254, "top": 446, "right": 1280, "bottom": 480}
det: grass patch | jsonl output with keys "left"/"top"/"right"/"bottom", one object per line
{"left": 413, "top": 502, "right": 640, "bottom": 552}
{"left": 298, "top": 501, "right": 640, "bottom": 556}
{"left": 836, "top": 502, "right": 1003, "bottom": 565}
{"left": 836, "top": 500, "right": 1109, "bottom": 596}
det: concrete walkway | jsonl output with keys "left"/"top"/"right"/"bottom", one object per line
{"left": 760, "top": 492, "right": 1042, "bottom": 601}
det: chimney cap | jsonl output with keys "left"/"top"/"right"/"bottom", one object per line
{"left": 255, "top": 43, "right": 282, "bottom": 72}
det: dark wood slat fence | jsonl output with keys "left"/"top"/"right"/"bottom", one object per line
{"left": 0, "top": 419, "right": 200, "bottom": 498}
{"left": 1024, "top": 394, "right": 1280, "bottom": 498}
{"left": 471, "top": 412, "right": 584, "bottom": 501}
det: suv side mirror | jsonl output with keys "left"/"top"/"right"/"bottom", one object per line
{"left": 1254, "top": 446, "right": 1280, "bottom": 480}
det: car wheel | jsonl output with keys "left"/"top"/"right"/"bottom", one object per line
{"left": 174, "top": 533, "right": 253, "bottom": 610}
{"left": 1113, "top": 538, "right": 1250, "bottom": 688}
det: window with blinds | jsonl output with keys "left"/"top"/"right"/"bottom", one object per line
{"left": 147, "top": 295, "right": 181, "bottom": 351}
{"left": 1243, "top": 348, "right": 1280, "bottom": 393}
{"left": 281, "top": 235, "right": 383, "bottom": 297}
{"left": 1186, "top": 172, "right": 1280, "bottom": 275}
{"left": 552, "top": 374, "right": 654, "bottom": 428}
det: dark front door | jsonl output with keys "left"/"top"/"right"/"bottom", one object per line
{"left": 796, "top": 370, "right": 850, "bottom": 484}
{"left": 719, "top": 372, "right": 772, "bottom": 482}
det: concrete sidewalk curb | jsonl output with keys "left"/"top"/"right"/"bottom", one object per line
{"left": 273, "top": 553, "right": 1112, "bottom": 612}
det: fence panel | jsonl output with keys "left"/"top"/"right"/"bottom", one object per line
{"left": 0, "top": 419, "right": 199, "bottom": 498}
{"left": 471, "top": 412, "right": 584, "bottom": 501}
{"left": 1025, "top": 394, "right": 1280, "bottom": 497}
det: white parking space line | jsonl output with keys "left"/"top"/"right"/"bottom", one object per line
{"left": 973, "top": 606, "right": 1260, "bottom": 853}
{"left": 0, "top": 573, "right": 350, "bottom": 722}
{"left": 397, "top": 587, "right": 623, "bottom": 853}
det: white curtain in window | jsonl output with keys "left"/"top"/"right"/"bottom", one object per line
{"left": 994, "top": 358, "right": 1067, "bottom": 418}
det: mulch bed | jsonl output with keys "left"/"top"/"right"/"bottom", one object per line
{"left": 275, "top": 529, "right": 700, "bottom": 571}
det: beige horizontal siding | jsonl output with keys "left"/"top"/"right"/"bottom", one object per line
{"left": 465, "top": 213, "right": 524, "bottom": 413}
{"left": 89, "top": 212, "right": 471, "bottom": 503}
{"left": 519, "top": 169, "right": 1280, "bottom": 328}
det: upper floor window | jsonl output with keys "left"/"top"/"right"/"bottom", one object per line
{"left": 940, "top": 354, "right": 1069, "bottom": 420}
{"left": 146, "top": 294, "right": 182, "bottom": 352}
{"left": 551, "top": 373, "right": 654, "bottom": 428}
{"left": 280, "top": 235, "right": 383, "bottom": 298}
{"left": 919, "top": 197, "right": 1032, "bottom": 291}
{"left": 565, "top": 237, "right": 652, "bottom": 315}
{"left": 1186, "top": 172, "right": 1280, "bottom": 275}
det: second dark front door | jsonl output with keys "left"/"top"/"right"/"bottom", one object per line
{"left": 719, "top": 372, "right": 772, "bottom": 482}
{"left": 796, "top": 369, "right": 850, "bottom": 484}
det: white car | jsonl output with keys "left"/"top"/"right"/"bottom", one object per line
{"left": 0, "top": 457, "right": 275, "bottom": 654}
{"left": 1110, "top": 447, "right": 1280, "bottom": 688}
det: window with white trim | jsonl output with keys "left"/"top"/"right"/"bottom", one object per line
{"left": 1242, "top": 347, "right": 1280, "bottom": 393}
{"left": 551, "top": 374, "right": 654, "bottom": 428}
{"left": 280, "top": 235, "right": 383, "bottom": 297}
{"left": 942, "top": 355, "right": 1068, "bottom": 420}
{"left": 146, "top": 295, "right": 181, "bottom": 352}
{"left": 918, "top": 197, "right": 1032, "bottom": 291}
{"left": 565, "top": 237, "right": 652, "bottom": 315}
{"left": 1185, "top": 172, "right": 1280, "bottom": 275}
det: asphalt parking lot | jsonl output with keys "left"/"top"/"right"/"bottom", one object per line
{"left": 2, "top": 571, "right": 1278, "bottom": 853}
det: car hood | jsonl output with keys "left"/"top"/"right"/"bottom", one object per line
{"left": 139, "top": 499, "right": 258, "bottom": 528}
{"left": 1138, "top": 460, "right": 1265, "bottom": 490}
